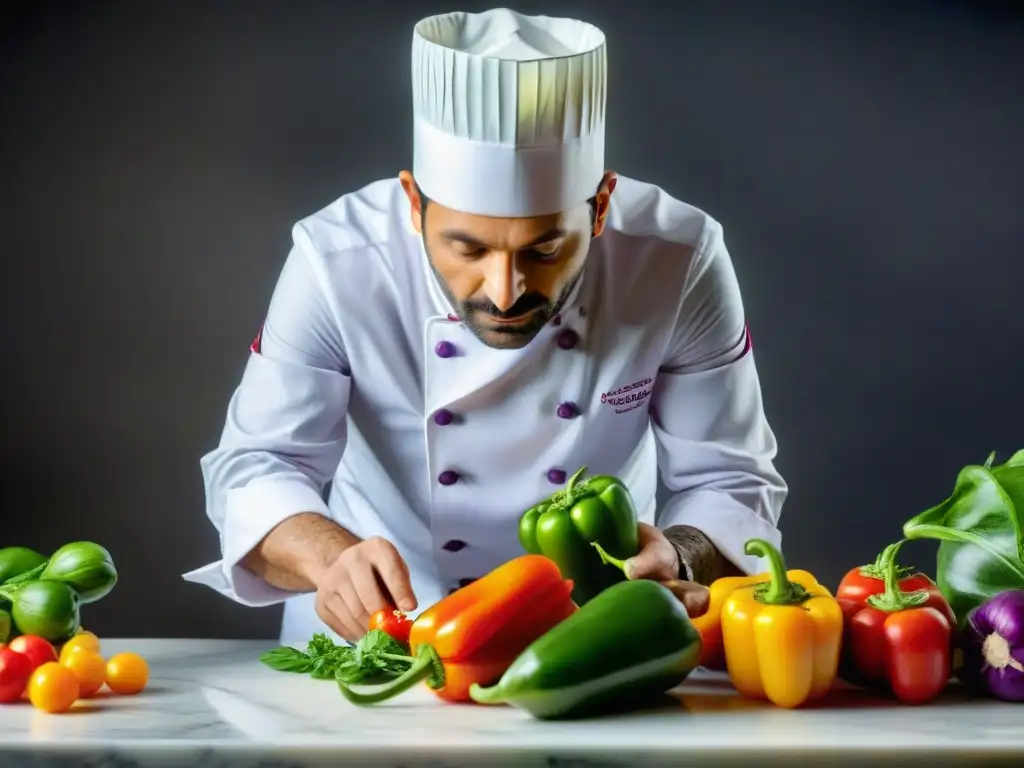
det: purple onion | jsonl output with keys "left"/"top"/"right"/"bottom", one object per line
{"left": 961, "top": 589, "right": 1024, "bottom": 702}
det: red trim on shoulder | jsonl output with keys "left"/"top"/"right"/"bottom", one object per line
{"left": 726, "top": 325, "right": 752, "bottom": 365}
{"left": 250, "top": 321, "right": 264, "bottom": 354}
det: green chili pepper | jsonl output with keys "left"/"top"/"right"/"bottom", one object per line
{"left": 518, "top": 465, "right": 639, "bottom": 606}
{"left": 468, "top": 576, "right": 702, "bottom": 720}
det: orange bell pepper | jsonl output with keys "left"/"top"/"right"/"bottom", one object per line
{"left": 692, "top": 566, "right": 822, "bottom": 670}
{"left": 336, "top": 554, "right": 577, "bottom": 705}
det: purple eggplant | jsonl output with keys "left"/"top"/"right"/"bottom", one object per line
{"left": 961, "top": 589, "right": 1024, "bottom": 701}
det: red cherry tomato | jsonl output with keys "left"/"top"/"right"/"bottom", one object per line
{"left": 7, "top": 635, "right": 58, "bottom": 671}
{"left": 0, "top": 647, "right": 33, "bottom": 703}
{"left": 368, "top": 608, "right": 412, "bottom": 646}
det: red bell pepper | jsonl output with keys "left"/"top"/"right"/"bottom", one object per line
{"left": 839, "top": 540, "right": 953, "bottom": 704}
{"left": 836, "top": 550, "right": 955, "bottom": 627}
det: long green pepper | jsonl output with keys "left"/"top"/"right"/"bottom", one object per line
{"left": 468, "top": 578, "right": 703, "bottom": 720}
{"left": 518, "top": 465, "right": 639, "bottom": 605}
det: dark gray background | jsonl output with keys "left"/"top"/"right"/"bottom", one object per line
{"left": 1, "top": 0, "right": 1021, "bottom": 640}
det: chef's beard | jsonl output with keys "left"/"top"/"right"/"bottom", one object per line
{"left": 422, "top": 240, "right": 583, "bottom": 350}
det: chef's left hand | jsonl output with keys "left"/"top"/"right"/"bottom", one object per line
{"left": 622, "top": 522, "right": 710, "bottom": 618}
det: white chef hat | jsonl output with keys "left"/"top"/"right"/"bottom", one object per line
{"left": 410, "top": 8, "right": 607, "bottom": 218}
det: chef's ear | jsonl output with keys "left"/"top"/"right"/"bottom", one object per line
{"left": 398, "top": 170, "right": 424, "bottom": 235}
{"left": 591, "top": 171, "right": 618, "bottom": 238}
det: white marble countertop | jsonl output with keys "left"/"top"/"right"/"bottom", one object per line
{"left": 0, "top": 638, "right": 1021, "bottom": 767}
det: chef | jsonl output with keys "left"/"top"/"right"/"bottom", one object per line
{"left": 183, "top": 8, "right": 788, "bottom": 646}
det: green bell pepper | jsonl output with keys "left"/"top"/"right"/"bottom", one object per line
{"left": 468, "top": 577, "right": 703, "bottom": 720}
{"left": 518, "top": 465, "right": 639, "bottom": 605}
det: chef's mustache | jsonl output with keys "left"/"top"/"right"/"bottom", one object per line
{"left": 463, "top": 292, "right": 549, "bottom": 320}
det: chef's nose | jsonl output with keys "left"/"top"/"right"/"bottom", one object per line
{"left": 481, "top": 252, "right": 526, "bottom": 313}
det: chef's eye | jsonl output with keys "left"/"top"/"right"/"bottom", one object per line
{"left": 524, "top": 243, "right": 561, "bottom": 261}
{"left": 451, "top": 243, "right": 486, "bottom": 258}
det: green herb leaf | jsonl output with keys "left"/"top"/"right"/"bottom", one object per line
{"left": 903, "top": 451, "right": 1024, "bottom": 625}
{"left": 356, "top": 629, "right": 406, "bottom": 657}
{"left": 261, "top": 630, "right": 414, "bottom": 684}
{"left": 259, "top": 646, "right": 314, "bottom": 674}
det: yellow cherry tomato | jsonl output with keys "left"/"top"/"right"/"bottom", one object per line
{"left": 60, "top": 648, "right": 107, "bottom": 698}
{"left": 105, "top": 652, "right": 148, "bottom": 695}
{"left": 59, "top": 632, "right": 101, "bottom": 662}
{"left": 28, "top": 662, "right": 79, "bottom": 713}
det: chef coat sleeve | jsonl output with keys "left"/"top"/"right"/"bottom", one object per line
{"left": 651, "top": 218, "right": 788, "bottom": 576}
{"left": 183, "top": 232, "right": 351, "bottom": 606}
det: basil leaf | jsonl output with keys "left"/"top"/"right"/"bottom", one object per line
{"left": 903, "top": 451, "right": 1024, "bottom": 625}
{"left": 356, "top": 629, "right": 404, "bottom": 656}
{"left": 259, "top": 647, "right": 313, "bottom": 674}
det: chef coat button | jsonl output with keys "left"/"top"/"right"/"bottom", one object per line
{"left": 547, "top": 468, "right": 567, "bottom": 484}
{"left": 433, "top": 409, "right": 454, "bottom": 426}
{"left": 458, "top": 577, "right": 476, "bottom": 588}
{"left": 556, "top": 402, "right": 580, "bottom": 419}
{"left": 442, "top": 539, "right": 466, "bottom": 552}
{"left": 446, "top": 313, "right": 459, "bottom": 322}
{"left": 556, "top": 329, "right": 579, "bottom": 350}
{"left": 435, "top": 341, "right": 456, "bottom": 358}
{"left": 438, "top": 470, "right": 460, "bottom": 486}
{"left": 552, "top": 314, "right": 562, "bottom": 326}
{"left": 579, "top": 306, "right": 587, "bottom": 316}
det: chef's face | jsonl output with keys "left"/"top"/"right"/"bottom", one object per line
{"left": 400, "top": 170, "right": 617, "bottom": 349}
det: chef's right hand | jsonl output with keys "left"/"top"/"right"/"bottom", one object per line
{"left": 312, "top": 536, "right": 417, "bottom": 642}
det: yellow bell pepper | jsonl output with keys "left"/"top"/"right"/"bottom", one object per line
{"left": 693, "top": 564, "right": 821, "bottom": 671}
{"left": 720, "top": 538, "right": 843, "bottom": 709}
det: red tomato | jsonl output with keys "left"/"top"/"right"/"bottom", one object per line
{"left": 0, "top": 647, "right": 33, "bottom": 703}
{"left": 368, "top": 608, "right": 413, "bottom": 646}
{"left": 7, "top": 635, "right": 58, "bottom": 671}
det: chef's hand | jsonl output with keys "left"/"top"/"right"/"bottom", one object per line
{"left": 621, "top": 522, "right": 710, "bottom": 618}
{"left": 312, "top": 536, "right": 417, "bottom": 642}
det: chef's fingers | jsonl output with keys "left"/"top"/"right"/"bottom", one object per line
{"left": 349, "top": 565, "right": 391, "bottom": 621}
{"left": 624, "top": 523, "right": 678, "bottom": 582}
{"left": 317, "top": 589, "right": 361, "bottom": 642}
{"left": 366, "top": 539, "right": 417, "bottom": 612}
{"left": 336, "top": 576, "right": 371, "bottom": 637}
{"left": 661, "top": 579, "right": 711, "bottom": 618}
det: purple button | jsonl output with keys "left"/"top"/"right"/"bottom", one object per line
{"left": 442, "top": 539, "right": 466, "bottom": 552}
{"left": 434, "top": 409, "right": 454, "bottom": 426}
{"left": 556, "top": 402, "right": 580, "bottom": 419}
{"left": 438, "top": 470, "right": 460, "bottom": 486}
{"left": 552, "top": 314, "right": 562, "bottom": 326}
{"left": 547, "top": 468, "right": 567, "bottom": 484}
{"left": 446, "top": 313, "right": 460, "bottom": 322}
{"left": 556, "top": 329, "right": 579, "bottom": 350}
{"left": 435, "top": 340, "right": 456, "bottom": 358}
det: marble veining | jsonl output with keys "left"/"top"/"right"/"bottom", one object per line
{"left": 0, "top": 638, "right": 1021, "bottom": 767}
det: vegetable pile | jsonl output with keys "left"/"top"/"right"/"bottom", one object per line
{"left": 0, "top": 541, "right": 118, "bottom": 645}
{"left": 259, "top": 454, "right": 1024, "bottom": 717}
{"left": 0, "top": 630, "right": 150, "bottom": 713}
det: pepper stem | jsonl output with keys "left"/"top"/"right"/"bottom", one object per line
{"left": 591, "top": 541, "right": 629, "bottom": 577}
{"left": 745, "top": 538, "right": 810, "bottom": 605}
{"left": 864, "top": 540, "right": 930, "bottom": 612}
{"left": 567, "top": 466, "right": 588, "bottom": 492}
{"left": 467, "top": 681, "right": 506, "bottom": 705}
{"left": 858, "top": 546, "right": 914, "bottom": 581}
{"left": 336, "top": 645, "right": 444, "bottom": 705}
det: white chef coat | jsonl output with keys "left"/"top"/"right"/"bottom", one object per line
{"left": 182, "top": 174, "right": 788, "bottom": 646}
